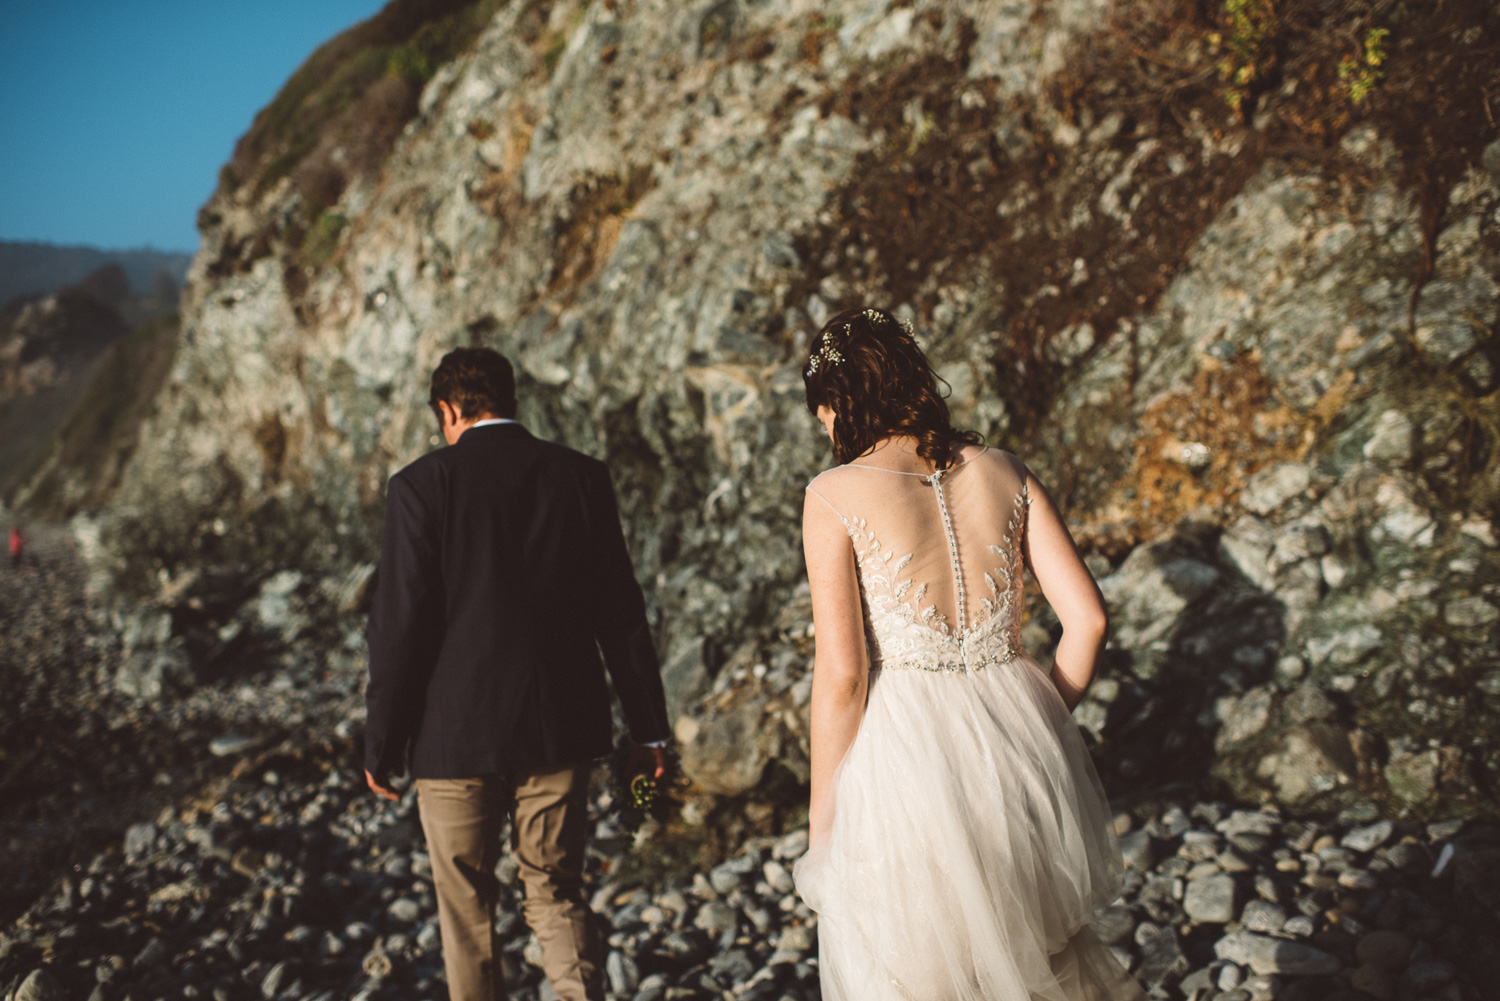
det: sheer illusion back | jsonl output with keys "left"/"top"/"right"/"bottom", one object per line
{"left": 806, "top": 447, "right": 1029, "bottom": 673}
{"left": 795, "top": 445, "right": 1144, "bottom": 1001}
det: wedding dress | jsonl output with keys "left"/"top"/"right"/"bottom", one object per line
{"left": 793, "top": 448, "right": 1143, "bottom": 1001}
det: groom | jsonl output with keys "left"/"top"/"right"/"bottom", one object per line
{"left": 364, "top": 346, "right": 670, "bottom": 1001}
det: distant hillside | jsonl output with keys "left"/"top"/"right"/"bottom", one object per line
{"left": 0, "top": 263, "right": 180, "bottom": 511}
{"left": 0, "top": 241, "right": 192, "bottom": 307}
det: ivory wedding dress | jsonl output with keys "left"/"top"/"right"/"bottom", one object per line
{"left": 793, "top": 448, "right": 1144, "bottom": 1001}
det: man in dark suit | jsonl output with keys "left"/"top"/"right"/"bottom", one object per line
{"left": 364, "top": 347, "right": 670, "bottom": 1001}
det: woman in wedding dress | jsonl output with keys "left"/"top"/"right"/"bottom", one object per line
{"left": 792, "top": 307, "right": 1144, "bottom": 1001}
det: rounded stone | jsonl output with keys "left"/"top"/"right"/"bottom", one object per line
{"left": 1183, "top": 873, "right": 1237, "bottom": 924}
{"left": 16, "top": 969, "right": 67, "bottom": 1001}
{"left": 1239, "top": 899, "right": 1287, "bottom": 934}
{"left": 693, "top": 900, "right": 737, "bottom": 935}
{"left": 386, "top": 897, "right": 421, "bottom": 923}
{"left": 1340, "top": 820, "right": 1394, "bottom": 853}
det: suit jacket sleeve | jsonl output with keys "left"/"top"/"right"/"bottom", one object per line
{"left": 590, "top": 461, "right": 671, "bottom": 744}
{"left": 365, "top": 469, "right": 444, "bottom": 779}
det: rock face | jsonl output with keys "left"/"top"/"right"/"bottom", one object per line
{"left": 60, "top": 0, "right": 1500, "bottom": 814}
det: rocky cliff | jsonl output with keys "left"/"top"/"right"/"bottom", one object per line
{"left": 74, "top": 0, "right": 1500, "bottom": 822}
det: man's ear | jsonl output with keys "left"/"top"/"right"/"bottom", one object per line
{"left": 437, "top": 399, "right": 459, "bottom": 430}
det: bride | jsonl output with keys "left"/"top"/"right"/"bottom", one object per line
{"left": 792, "top": 307, "right": 1144, "bottom": 1000}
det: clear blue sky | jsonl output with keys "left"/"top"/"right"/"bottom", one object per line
{"left": 0, "top": 1, "right": 389, "bottom": 253}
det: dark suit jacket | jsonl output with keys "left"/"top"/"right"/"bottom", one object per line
{"left": 364, "top": 422, "right": 670, "bottom": 780}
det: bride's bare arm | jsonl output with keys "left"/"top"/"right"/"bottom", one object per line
{"left": 1021, "top": 473, "right": 1108, "bottom": 710}
{"left": 803, "top": 490, "right": 869, "bottom": 844}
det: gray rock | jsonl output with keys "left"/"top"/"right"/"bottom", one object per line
{"left": 1270, "top": 521, "right": 1331, "bottom": 567}
{"left": 1340, "top": 820, "right": 1394, "bottom": 853}
{"left": 776, "top": 925, "right": 814, "bottom": 952}
{"left": 1242, "top": 463, "right": 1311, "bottom": 515}
{"left": 607, "top": 950, "right": 639, "bottom": 996}
{"left": 1217, "top": 962, "right": 1244, "bottom": 991}
{"left": 1426, "top": 818, "right": 1465, "bottom": 841}
{"left": 1362, "top": 410, "right": 1414, "bottom": 463}
{"left": 251, "top": 569, "right": 308, "bottom": 642}
{"left": 1119, "top": 830, "right": 1156, "bottom": 871}
{"left": 1099, "top": 547, "right": 1220, "bottom": 667}
{"left": 1305, "top": 624, "right": 1382, "bottom": 667}
{"left": 773, "top": 828, "right": 809, "bottom": 860}
{"left": 678, "top": 694, "right": 775, "bottom": 796}
{"left": 1385, "top": 747, "right": 1440, "bottom": 804}
{"left": 1216, "top": 689, "right": 1272, "bottom": 752}
{"left": 123, "top": 822, "right": 156, "bottom": 859}
{"left": 633, "top": 973, "right": 670, "bottom": 1001}
{"left": 1214, "top": 930, "right": 1339, "bottom": 975}
{"left": 1090, "top": 905, "right": 1136, "bottom": 946}
{"left": 1275, "top": 655, "right": 1307, "bottom": 683}
{"left": 1134, "top": 922, "right": 1189, "bottom": 988}
{"left": 16, "top": 969, "right": 66, "bottom": 1001}
{"left": 1483, "top": 136, "right": 1500, "bottom": 187}
{"left": 115, "top": 641, "right": 193, "bottom": 701}
{"left": 1282, "top": 915, "right": 1315, "bottom": 938}
{"left": 1280, "top": 687, "right": 1335, "bottom": 725}
{"left": 762, "top": 859, "right": 795, "bottom": 895}
{"left": 693, "top": 900, "right": 737, "bottom": 935}
{"left": 708, "top": 948, "right": 755, "bottom": 983}
{"left": 260, "top": 960, "right": 291, "bottom": 1000}
{"left": 1239, "top": 899, "right": 1287, "bottom": 933}
{"left": 386, "top": 897, "right": 420, "bottom": 923}
{"left": 1183, "top": 873, "right": 1237, "bottom": 923}
{"left": 1252, "top": 724, "right": 1357, "bottom": 805}
{"left": 1444, "top": 595, "right": 1499, "bottom": 628}
{"left": 209, "top": 734, "right": 254, "bottom": 757}
{"left": 1218, "top": 811, "right": 1279, "bottom": 838}
{"left": 358, "top": 948, "right": 390, "bottom": 978}
{"left": 708, "top": 865, "right": 742, "bottom": 895}
{"left": 1220, "top": 516, "right": 1276, "bottom": 591}
{"left": 1179, "top": 966, "right": 1214, "bottom": 998}
{"left": 133, "top": 936, "right": 169, "bottom": 968}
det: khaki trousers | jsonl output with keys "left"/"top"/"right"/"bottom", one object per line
{"left": 416, "top": 765, "right": 604, "bottom": 1001}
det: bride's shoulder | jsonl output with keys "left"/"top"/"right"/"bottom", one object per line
{"left": 965, "top": 444, "right": 1025, "bottom": 469}
{"left": 806, "top": 465, "right": 857, "bottom": 492}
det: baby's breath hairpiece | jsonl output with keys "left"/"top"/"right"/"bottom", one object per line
{"left": 863, "top": 307, "right": 916, "bottom": 337}
{"left": 806, "top": 327, "right": 846, "bottom": 374}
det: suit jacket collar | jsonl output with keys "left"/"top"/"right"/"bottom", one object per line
{"left": 458, "top": 422, "right": 531, "bottom": 444}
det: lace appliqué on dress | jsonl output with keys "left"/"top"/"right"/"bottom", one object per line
{"left": 836, "top": 482, "right": 1029, "bottom": 676}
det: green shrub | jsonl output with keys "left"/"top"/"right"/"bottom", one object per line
{"left": 1338, "top": 26, "right": 1389, "bottom": 104}
{"left": 1217, "top": 0, "right": 1276, "bottom": 114}
{"left": 224, "top": 0, "right": 507, "bottom": 202}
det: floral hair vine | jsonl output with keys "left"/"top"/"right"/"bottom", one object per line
{"left": 807, "top": 328, "right": 846, "bottom": 373}
{"left": 807, "top": 309, "right": 917, "bottom": 375}
{"left": 863, "top": 307, "right": 916, "bottom": 337}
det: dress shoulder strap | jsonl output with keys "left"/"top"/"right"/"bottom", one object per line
{"left": 805, "top": 484, "right": 843, "bottom": 519}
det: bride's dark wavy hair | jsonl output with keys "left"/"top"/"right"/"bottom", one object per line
{"left": 803, "top": 306, "right": 982, "bottom": 469}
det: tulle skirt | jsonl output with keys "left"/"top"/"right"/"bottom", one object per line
{"left": 793, "top": 654, "right": 1144, "bottom": 1001}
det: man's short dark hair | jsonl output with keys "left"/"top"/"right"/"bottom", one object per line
{"left": 429, "top": 347, "right": 517, "bottom": 421}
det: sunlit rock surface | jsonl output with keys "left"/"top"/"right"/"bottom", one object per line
{"left": 62, "top": 0, "right": 1500, "bottom": 819}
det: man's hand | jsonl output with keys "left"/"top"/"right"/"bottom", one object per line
{"left": 365, "top": 768, "right": 399, "bottom": 801}
{"left": 628, "top": 742, "right": 669, "bottom": 780}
